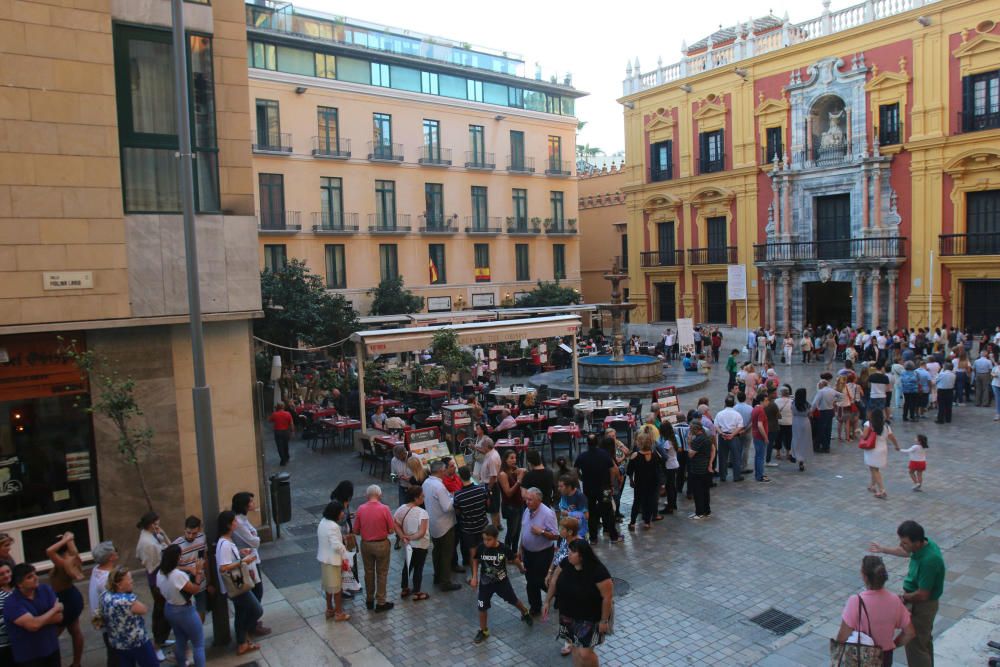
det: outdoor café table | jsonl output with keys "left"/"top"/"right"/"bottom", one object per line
{"left": 424, "top": 413, "right": 443, "bottom": 425}
{"left": 494, "top": 437, "right": 529, "bottom": 465}
{"left": 373, "top": 432, "right": 405, "bottom": 451}
{"left": 573, "top": 399, "right": 630, "bottom": 414}
{"left": 366, "top": 397, "right": 401, "bottom": 409}
{"left": 604, "top": 413, "right": 636, "bottom": 428}
{"left": 321, "top": 417, "right": 361, "bottom": 448}
{"left": 515, "top": 413, "right": 547, "bottom": 426}
{"left": 546, "top": 424, "right": 582, "bottom": 460}
{"left": 490, "top": 386, "right": 537, "bottom": 401}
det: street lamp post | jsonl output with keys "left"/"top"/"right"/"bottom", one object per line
{"left": 170, "top": 0, "right": 228, "bottom": 645}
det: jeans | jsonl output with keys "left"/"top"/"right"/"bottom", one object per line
{"left": 765, "top": 431, "right": 779, "bottom": 462}
{"left": 502, "top": 503, "right": 523, "bottom": 554}
{"left": 522, "top": 546, "right": 553, "bottom": 613}
{"left": 115, "top": 640, "right": 159, "bottom": 667}
{"left": 729, "top": 436, "right": 744, "bottom": 481}
{"left": 230, "top": 590, "right": 263, "bottom": 645}
{"left": 430, "top": 526, "right": 455, "bottom": 588}
{"left": 716, "top": 436, "right": 732, "bottom": 480}
{"left": 585, "top": 491, "right": 619, "bottom": 541}
{"left": 753, "top": 438, "right": 767, "bottom": 480}
{"left": 994, "top": 386, "right": 1000, "bottom": 417}
{"left": 954, "top": 372, "right": 967, "bottom": 404}
{"left": 361, "top": 538, "right": 391, "bottom": 603}
{"left": 164, "top": 603, "right": 206, "bottom": 667}
{"left": 274, "top": 430, "right": 290, "bottom": 465}
{"left": 689, "top": 472, "right": 711, "bottom": 516}
{"left": 401, "top": 546, "right": 428, "bottom": 593}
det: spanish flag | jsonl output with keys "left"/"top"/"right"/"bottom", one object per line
{"left": 474, "top": 266, "right": 491, "bottom": 282}
{"left": 429, "top": 259, "right": 439, "bottom": 283}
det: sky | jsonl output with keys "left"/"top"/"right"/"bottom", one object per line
{"left": 293, "top": 0, "right": 849, "bottom": 157}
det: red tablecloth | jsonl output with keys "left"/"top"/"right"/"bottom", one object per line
{"left": 366, "top": 398, "right": 401, "bottom": 408}
{"left": 373, "top": 434, "right": 404, "bottom": 449}
{"left": 542, "top": 398, "right": 572, "bottom": 407}
{"left": 604, "top": 414, "right": 636, "bottom": 427}
{"left": 411, "top": 389, "right": 448, "bottom": 399}
{"left": 547, "top": 424, "right": 581, "bottom": 438}
{"left": 424, "top": 414, "right": 443, "bottom": 424}
{"left": 516, "top": 414, "right": 547, "bottom": 425}
{"left": 494, "top": 438, "right": 528, "bottom": 450}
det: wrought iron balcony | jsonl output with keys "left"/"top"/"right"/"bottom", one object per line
{"left": 312, "top": 136, "right": 351, "bottom": 158}
{"left": 418, "top": 215, "right": 457, "bottom": 233}
{"left": 957, "top": 110, "right": 1000, "bottom": 134}
{"left": 507, "top": 155, "right": 535, "bottom": 173}
{"left": 258, "top": 210, "right": 301, "bottom": 232}
{"left": 791, "top": 139, "right": 865, "bottom": 169}
{"left": 753, "top": 236, "right": 907, "bottom": 263}
{"left": 367, "top": 141, "right": 404, "bottom": 162}
{"left": 252, "top": 131, "right": 292, "bottom": 154}
{"left": 760, "top": 145, "right": 784, "bottom": 165}
{"left": 464, "top": 217, "right": 502, "bottom": 234}
{"left": 506, "top": 217, "right": 541, "bottom": 234}
{"left": 697, "top": 155, "right": 725, "bottom": 174}
{"left": 418, "top": 146, "right": 452, "bottom": 166}
{"left": 367, "top": 213, "right": 411, "bottom": 233}
{"left": 311, "top": 212, "right": 359, "bottom": 233}
{"left": 465, "top": 151, "right": 496, "bottom": 170}
{"left": 640, "top": 250, "right": 684, "bottom": 268}
{"left": 544, "top": 159, "right": 573, "bottom": 177}
{"left": 688, "top": 246, "right": 737, "bottom": 265}
{"left": 940, "top": 232, "right": 1000, "bottom": 256}
{"left": 650, "top": 166, "right": 672, "bottom": 182}
{"left": 545, "top": 219, "right": 577, "bottom": 235}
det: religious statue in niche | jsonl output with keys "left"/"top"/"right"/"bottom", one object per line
{"left": 820, "top": 109, "right": 846, "bottom": 148}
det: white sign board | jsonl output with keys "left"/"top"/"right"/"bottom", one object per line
{"left": 676, "top": 318, "right": 695, "bottom": 348}
{"left": 727, "top": 264, "right": 747, "bottom": 300}
{"left": 43, "top": 271, "right": 93, "bottom": 291}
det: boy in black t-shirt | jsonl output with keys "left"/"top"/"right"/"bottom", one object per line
{"left": 470, "top": 525, "right": 532, "bottom": 644}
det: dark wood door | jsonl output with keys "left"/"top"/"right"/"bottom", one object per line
{"left": 816, "top": 194, "right": 851, "bottom": 259}
{"left": 707, "top": 217, "right": 727, "bottom": 263}
{"left": 968, "top": 190, "right": 1000, "bottom": 255}
{"left": 963, "top": 280, "right": 1000, "bottom": 334}
{"left": 703, "top": 282, "right": 728, "bottom": 323}
{"left": 656, "top": 283, "right": 676, "bottom": 322}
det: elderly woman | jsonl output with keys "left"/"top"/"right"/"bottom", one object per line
{"left": 835, "top": 556, "right": 915, "bottom": 666}
{"left": 317, "top": 500, "right": 351, "bottom": 621}
{"left": 543, "top": 539, "right": 614, "bottom": 666}
{"left": 100, "top": 567, "right": 158, "bottom": 666}
{"left": 626, "top": 429, "right": 664, "bottom": 531}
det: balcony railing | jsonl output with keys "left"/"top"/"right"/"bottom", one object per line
{"left": 465, "top": 151, "right": 496, "bottom": 169}
{"left": 545, "top": 220, "right": 577, "bottom": 235}
{"left": 311, "top": 212, "right": 359, "bottom": 233}
{"left": 791, "top": 139, "right": 865, "bottom": 169}
{"left": 367, "top": 141, "right": 404, "bottom": 161}
{"left": 689, "top": 246, "right": 737, "bottom": 265}
{"left": 312, "top": 136, "right": 351, "bottom": 158}
{"left": 252, "top": 131, "right": 292, "bottom": 153}
{"left": 367, "top": 213, "right": 411, "bottom": 233}
{"left": 940, "top": 232, "right": 1000, "bottom": 256}
{"left": 418, "top": 215, "right": 457, "bottom": 233}
{"left": 465, "top": 216, "right": 502, "bottom": 234}
{"left": 650, "top": 167, "right": 672, "bottom": 182}
{"left": 957, "top": 110, "right": 1000, "bottom": 134}
{"left": 258, "top": 210, "right": 301, "bottom": 232}
{"left": 640, "top": 250, "right": 684, "bottom": 268}
{"left": 753, "top": 236, "right": 907, "bottom": 262}
{"left": 545, "top": 159, "right": 573, "bottom": 176}
{"left": 507, "top": 155, "right": 535, "bottom": 173}
{"left": 760, "top": 145, "right": 784, "bottom": 165}
{"left": 506, "top": 218, "right": 541, "bottom": 234}
{"left": 418, "top": 146, "right": 452, "bottom": 166}
{"left": 697, "top": 155, "right": 725, "bottom": 174}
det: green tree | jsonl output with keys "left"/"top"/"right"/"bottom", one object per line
{"left": 59, "top": 339, "right": 155, "bottom": 512}
{"left": 256, "top": 258, "right": 359, "bottom": 354}
{"left": 368, "top": 276, "right": 424, "bottom": 315}
{"left": 431, "top": 328, "right": 475, "bottom": 381}
{"left": 513, "top": 280, "right": 582, "bottom": 308}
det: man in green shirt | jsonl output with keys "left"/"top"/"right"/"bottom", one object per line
{"left": 870, "top": 520, "right": 945, "bottom": 667}
{"left": 726, "top": 349, "right": 740, "bottom": 391}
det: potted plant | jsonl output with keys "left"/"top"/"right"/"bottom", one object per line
{"left": 531, "top": 217, "right": 542, "bottom": 232}
{"left": 567, "top": 218, "right": 577, "bottom": 231}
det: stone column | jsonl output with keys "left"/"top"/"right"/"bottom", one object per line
{"left": 781, "top": 174, "right": 791, "bottom": 237}
{"left": 760, "top": 272, "right": 771, "bottom": 329}
{"left": 806, "top": 116, "right": 813, "bottom": 162}
{"left": 769, "top": 274, "right": 777, "bottom": 332}
{"left": 845, "top": 107, "right": 852, "bottom": 149}
{"left": 771, "top": 175, "right": 781, "bottom": 235}
{"left": 855, "top": 270, "right": 866, "bottom": 328}
{"left": 870, "top": 268, "right": 881, "bottom": 330}
{"left": 886, "top": 269, "right": 898, "bottom": 332}
{"left": 861, "top": 166, "right": 870, "bottom": 231}
{"left": 873, "top": 166, "right": 882, "bottom": 229}
{"left": 781, "top": 270, "right": 792, "bottom": 334}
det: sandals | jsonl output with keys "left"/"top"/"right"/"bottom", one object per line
{"left": 413, "top": 592, "right": 429, "bottom": 601}
{"left": 237, "top": 642, "right": 260, "bottom": 655}
{"left": 400, "top": 588, "right": 411, "bottom": 598}
{"left": 326, "top": 609, "right": 351, "bottom": 621}
{"left": 874, "top": 491, "right": 887, "bottom": 499}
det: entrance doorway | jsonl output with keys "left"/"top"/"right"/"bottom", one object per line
{"left": 656, "top": 283, "right": 676, "bottom": 321}
{"left": 804, "top": 281, "right": 852, "bottom": 328}
{"left": 703, "top": 282, "right": 728, "bottom": 323}
{"left": 963, "top": 280, "right": 1000, "bottom": 334}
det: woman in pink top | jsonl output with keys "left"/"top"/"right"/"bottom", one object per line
{"left": 836, "top": 556, "right": 915, "bottom": 666}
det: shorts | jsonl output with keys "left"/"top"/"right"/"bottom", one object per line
{"left": 487, "top": 484, "right": 501, "bottom": 514}
{"left": 908, "top": 461, "right": 926, "bottom": 472}
{"left": 56, "top": 585, "right": 84, "bottom": 627}
{"left": 476, "top": 578, "right": 518, "bottom": 611}
{"left": 557, "top": 614, "right": 606, "bottom": 649}
{"left": 321, "top": 562, "right": 344, "bottom": 593}
{"left": 869, "top": 397, "right": 886, "bottom": 412}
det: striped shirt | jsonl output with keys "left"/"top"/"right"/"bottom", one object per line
{"left": 171, "top": 533, "right": 207, "bottom": 593}
{"left": 0, "top": 589, "right": 9, "bottom": 648}
{"left": 453, "top": 483, "right": 489, "bottom": 536}
{"left": 673, "top": 423, "right": 690, "bottom": 452}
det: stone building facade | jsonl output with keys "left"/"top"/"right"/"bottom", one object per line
{"left": 578, "top": 163, "right": 628, "bottom": 320}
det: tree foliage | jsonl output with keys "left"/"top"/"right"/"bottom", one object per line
{"left": 368, "top": 276, "right": 424, "bottom": 316}
{"left": 59, "top": 338, "right": 155, "bottom": 512}
{"left": 431, "top": 328, "right": 475, "bottom": 379}
{"left": 256, "top": 259, "right": 359, "bottom": 353}
{"left": 511, "top": 280, "right": 582, "bottom": 308}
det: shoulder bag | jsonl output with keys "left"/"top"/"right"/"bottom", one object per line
{"left": 829, "top": 594, "right": 883, "bottom": 667}
{"left": 858, "top": 427, "right": 876, "bottom": 450}
{"left": 219, "top": 541, "right": 253, "bottom": 597}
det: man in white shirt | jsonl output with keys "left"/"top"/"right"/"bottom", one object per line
{"left": 934, "top": 362, "right": 956, "bottom": 424}
{"left": 494, "top": 409, "right": 517, "bottom": 434}
{"left": 88, "top": 541, "right": 118, "bottom": 666}
{"left": 423, "top": 461, "right": 461, "bottom": 591}
{"left": 714, "top": 396, "right": 745, "bottom": 482}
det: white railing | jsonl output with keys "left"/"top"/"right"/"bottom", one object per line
{"left": 623, "top": 0, "right": 933, "bottom": 95}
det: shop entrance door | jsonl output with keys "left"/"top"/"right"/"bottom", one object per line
{"left": 703, "top": 282, "right": 728, "bottom": 323}
{"left": 804, "top": 281, "right": 852, "bottom": 328}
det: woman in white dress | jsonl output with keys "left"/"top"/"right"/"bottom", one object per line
{"left": 859, "top": 409, "right": 898, "bottom": 499}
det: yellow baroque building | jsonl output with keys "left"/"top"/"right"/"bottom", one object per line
{"left": 245, "top": 3, "right": 586, "bottom": 314}
{"left": 620, "top": 0, "right": 1000, "bottom": 334}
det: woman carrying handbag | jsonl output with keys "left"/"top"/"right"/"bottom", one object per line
{"left": 858, "top": 409, "right": 897, "bottom": 499}
{"left": 832, "top": 556, "right": 915, "bottom": 666}
{"left": 215, "top": 511, "right": 263, "bottom": 656}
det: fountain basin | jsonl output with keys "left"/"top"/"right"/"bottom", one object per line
{"left": 578, "top": 354, "right": 663, "bottom": 385}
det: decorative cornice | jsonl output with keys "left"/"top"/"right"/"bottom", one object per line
{"left": 754, "top": 92, "right": 789, "bottom": 116}
{"left": 578, "top": 192, "right": 628, "bottom": 210}
{"left": 864, "top": 56, "right": 910, "bottom": 92}
{"left": 693, "top": 97, "right": 727, "bottom": 120}
{"left": 944, "top": 148, "right": 1000, "bottom": 175}
{"left": 644, "top": 109, "right": 677, "bottom": 131}
{"left": 952, "top": 32, "right": 1000, "bottom": 60}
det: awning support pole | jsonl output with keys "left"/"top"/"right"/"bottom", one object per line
{"left": 571, "top": 332, "right": 580, "bottom": 399}
{"left": 356, "top": 340, "right": 367, "bottom": 434}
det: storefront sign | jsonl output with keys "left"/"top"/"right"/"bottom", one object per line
{"left": 0, "top": 333, "right": 87, "bottom": 402}
{"left": 43, "top": 271, "right": 93, "bottom": 290}
{"left": 427, "top": 296, "right": 452, "bottom": 313}
{"left": 472, "top": 293, "right": 495, "bottom": 307}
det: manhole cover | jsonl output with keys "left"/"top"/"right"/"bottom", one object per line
{"left": 749, "top": 608, "right": 805, "bottom": 635}
{"left": 611, "top": 577, "right": 630, "bottom": 597}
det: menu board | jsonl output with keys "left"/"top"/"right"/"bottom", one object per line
{"left": 441, "top": 404, "right": 471, "bottom": 427}
{"left": 652, "top": 386, "right": 680, "bottom": 424}
{"left": 409, "top": 441, "right": 452, "bottom": 464}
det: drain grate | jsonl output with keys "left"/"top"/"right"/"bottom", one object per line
{"left": 611, "top": 577, "right": 630, "bottom": 597}
{"left": 749, "top": 608, "right": 805, "bottom": 635}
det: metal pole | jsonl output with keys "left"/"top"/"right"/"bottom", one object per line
{"left": 170, "top": 0, "right": 228, "bottom": 645}
{"left": 571, "top": 332, "right": 580, "bottom": 399}
{"left": 928, "top": 250, "right": 933, "bottom": 328}
{"left": 357, "top": 340, "right": 368, "bottom": 433}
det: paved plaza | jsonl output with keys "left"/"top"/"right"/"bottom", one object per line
{"left": 65, "top": 353, "right": 1000, "bottom": 666}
